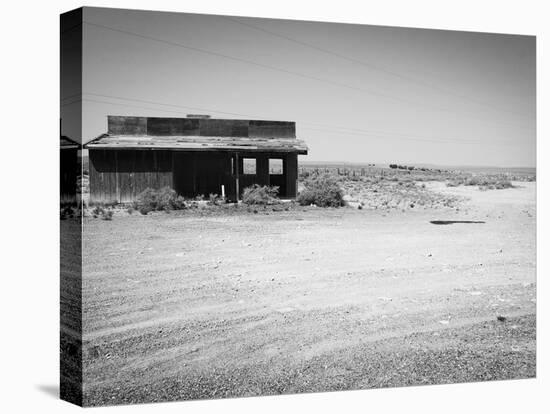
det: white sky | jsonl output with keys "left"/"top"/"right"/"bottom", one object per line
{"left": 62, "top": 7, "right": 536, "bottom": 167}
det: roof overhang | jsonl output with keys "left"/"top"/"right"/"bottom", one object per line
{"left": 85, "top": 135, "right": 308, "bottom": 155}
{"left": 60, "top": 135, "right": 81, "bottom": 149}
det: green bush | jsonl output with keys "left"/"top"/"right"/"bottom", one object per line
{"left": 297, "top": 175, "right": 345, "bottom": 207}
{"left": 136, "top": 187, "right": 186, "bottom": 214}
{"left": 242, "top": 185, "right": 280, "bottom": 205}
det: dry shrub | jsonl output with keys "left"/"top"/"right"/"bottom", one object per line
{"left": 493, "top": 180, "right": 514, "bottom": 189}
{"left": 102, "top": 209, "right": 113, "bottom": 220}
{"left": 91, "top": 205, "right": 105, "bottom": 218}
{"left": 208, "top": 193, "right": 224, "bottom": 206}
{"left": 90, "top": 205, "right": 114, "bottom": 220}
{"left": 446, "top": 180, "right": 461, "bottom": 187}
{"left": 297, "top": 175, "right": 345, "bottom": 207}
{"left": 242, "top": 185, "right": 280, "bottom": 205}
{"left": 136, "top": 187, "right": 186, "bottom": 214}
{"left": 60, "top": 205, "right": 75, "bottom": 220}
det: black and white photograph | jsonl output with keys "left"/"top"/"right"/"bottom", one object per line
{"left": 4, "top": 1, "right": 548, "bottom": 413}
{"left": 57, "top": 5, "right": 540, "bottom": 407}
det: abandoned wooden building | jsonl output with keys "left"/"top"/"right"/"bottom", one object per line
{"left": 60, "top": 135, "right": 81, "bottom": 203}
{"left": 85, "top": 115, "right": 308, "bottom": 203}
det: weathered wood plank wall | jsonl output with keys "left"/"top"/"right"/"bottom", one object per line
{"left": 89, "top": 150, "right": 300, "bottom": 203}
{"left": 89, "top": 150, "right": 172, "bottom": 203}
{"left": 107, "top": 116, "right": 296, "bottom": 139}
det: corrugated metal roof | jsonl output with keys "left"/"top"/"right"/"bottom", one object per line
{"left": 85, "top": 134, "right": 308, "bottom": 154}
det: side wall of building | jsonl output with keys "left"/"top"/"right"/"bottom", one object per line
{"left": 60, "top": 148, "right": 79, "bottom": 203}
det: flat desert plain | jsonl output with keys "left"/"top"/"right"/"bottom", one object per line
{"left": 80, "top": 181, "right": 536, "bottom": 405}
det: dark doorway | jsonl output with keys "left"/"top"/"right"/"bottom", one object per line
{"left": 173, "top": 152, "right": 233, "bottom": 198}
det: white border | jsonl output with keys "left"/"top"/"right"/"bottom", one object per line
{"left": 0, "top": 1, "right": 546, "bottom": 413}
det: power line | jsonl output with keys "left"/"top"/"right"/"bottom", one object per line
{"left": 83, "top": 20, "right": 534, "bottom": 129}
{"left": 81, "top": 95, "right": 521, "bottom": 147}
{"left": 82, "top": 21, "right": 422, "bottom": 105}
{"left": 84, "top": 93, "right": 258, "bottom": 119}
{"left": 221, "top": 16, "right": 531, "bottom": 119}
{"left": 60, "top": 98, "right": 81, "bottom": 107}
{"left": 81, "top": 92, "right": 530, "bottom": 142}
{"left": 61, "top": 92, "right": 83, "bottom": 102}
{"left": 301, "top": 126, "right": 519, "bottom": 146}
{"left": 83, "top": 97, "right": 219, "bottom": 117}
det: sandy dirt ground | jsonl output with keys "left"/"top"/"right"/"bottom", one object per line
{"left": 81, "top": 182, "right": 536, "bottom": 406}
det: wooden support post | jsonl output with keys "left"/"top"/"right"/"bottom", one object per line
{"left": 235, "top": 153, "right": 240, "bottom": 201}
{"left": 285, "top": 153, "right": 298, "bottom": 198}
{"left": 115, "top": 151, "right": 120, "bottom": 203}
{"left": 192, "top": 154, "right": 197, "bottom": 195}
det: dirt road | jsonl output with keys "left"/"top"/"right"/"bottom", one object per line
{"left": 81, "top": 182, "right": 536, "bottom": 405}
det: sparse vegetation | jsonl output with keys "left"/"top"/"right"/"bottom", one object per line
{"left": 208, "top": 193, "right": 224, "bottom": 206}
{"left": 446, "top": 176, "right": 515, "bottom": 190}
{"left": 60, "top": 205, "right": 76, "bottom": 220}
{"left": 297, "top": 175, "right": 345, "bottom": 207}
{"left": 79, "top": 164, "right": 532, "bottom": 218}
{"left": 90, "top": 205, "right": 115, "bottom": 220}
{"left": 242, "top": 185, "right": 280, "bottom": 205}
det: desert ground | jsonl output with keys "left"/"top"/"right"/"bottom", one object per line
{"left": 79, "top": 178, "right": 536, "bottom": 406}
